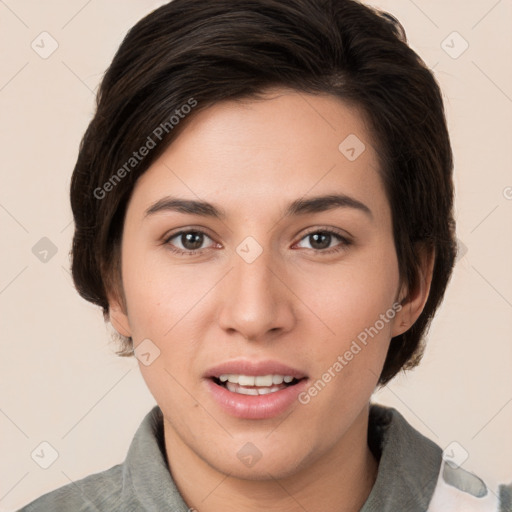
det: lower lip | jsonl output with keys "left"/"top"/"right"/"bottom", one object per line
{"left": 204, "top": 378, "right": 309, "bottom": 420}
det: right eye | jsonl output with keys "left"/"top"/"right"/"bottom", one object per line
{"left": 164, "top": 230, "right": 219, "bottom": 255}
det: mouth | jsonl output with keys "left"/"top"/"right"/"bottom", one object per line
{"left": 204, "top": 360, "right": 309, "bottom": 419}
{"left": 211, "top": 374, "right": 305, "bottom": 396}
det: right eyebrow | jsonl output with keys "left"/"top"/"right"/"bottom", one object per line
{"left": 144, "top": 197, "right": 226, "bottom": 220}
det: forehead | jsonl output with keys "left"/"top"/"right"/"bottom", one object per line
{"left": 128, "top": 89, "right": 388, "bottom": 222}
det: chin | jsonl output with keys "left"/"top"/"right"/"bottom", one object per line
{"left": 211, "top": 456, "right": 307, "bottom": 482}
{"left": 200, "top": 435, "right": 315, "bottom": 482}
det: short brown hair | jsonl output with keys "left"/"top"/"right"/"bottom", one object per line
{"left": 70, "top": 0, "right": 456, "bottom": 386}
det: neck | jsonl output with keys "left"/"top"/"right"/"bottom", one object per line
{"left": 163, "top": 404, "right": 378, "bottom": 512}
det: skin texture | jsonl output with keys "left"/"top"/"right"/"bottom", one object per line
{"left": 109, "top": 88, "right": 433, "bottom": 512}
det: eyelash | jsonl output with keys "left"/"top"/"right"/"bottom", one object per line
{"left": 163, "top": 228, "right": 352, "bottom": 256}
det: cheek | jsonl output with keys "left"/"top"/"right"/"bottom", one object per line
{"left": 298, "top": 259, "right": 399, "bottom": 418}
{"left": 120, "top": 240, "right": 220, "bottom": 341}
{"left": 295, "top": 250, "right": 400, "bottom": 397}
{"left": 302, "top": 245, "right": 399, "bottom": 337}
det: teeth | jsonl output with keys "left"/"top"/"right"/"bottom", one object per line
{"left": 255, "top": 375, "right": 273, "bottom": 386}
{"left": 218, "top": 374, "right": 300, "bottom": 396}
{"left": 218, "top": 374, "right": 296, "bottom": 386}
{"left": 256, "top": 387, "right": 274, "bottom": 395}
{"left": 239, "top": 375, "right": 256, "bottom": 386}
{"left": 226, "top": 382, "right": 259, "bottom": 395}
{"left": 225, "top": 382, "right": 285, "bottom": 395}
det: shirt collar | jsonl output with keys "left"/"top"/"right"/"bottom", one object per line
{"left": 123, "top": 406, "right": 190, "bottom": 511}
{"left": 361, "top": 403, "right": 442, "bottom": 512}
{"left": 123, "top": 403, "right": 442, "bottom": 511}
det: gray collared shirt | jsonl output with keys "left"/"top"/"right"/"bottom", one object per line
{"left": 18, "top": 404, "right": 511, "bottom": 511}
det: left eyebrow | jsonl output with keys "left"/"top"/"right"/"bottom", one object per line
{"left": 285, "top": 194, "right": 373, "bottom": 219}
{"left": 144, "top": 193, "right": 372, "bottom": 220}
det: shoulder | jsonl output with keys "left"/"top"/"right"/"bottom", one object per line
{"left": 16, "top": 405, "right": 174, "bottom": 512}
{"left": 17, "top": 463, "right": 131, "bottom": 511}
{"left": 427, "top": 461, "right": 511, "bottom": 512}
{"left": 367, "top": 403, "right": 511, "bottom": 512}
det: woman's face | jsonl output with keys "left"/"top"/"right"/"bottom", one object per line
{"left": 111, "top": 89, "right": 414, "bottom": 480}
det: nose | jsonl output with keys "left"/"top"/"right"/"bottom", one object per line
{"left": 217, "top": 246, "right": 296, "bottom": 341}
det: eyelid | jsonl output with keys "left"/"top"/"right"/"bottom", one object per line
{"left": 163, "top": 225, "right": 217, "bottom": 243}
{"left": 297, "top": 225, "right": 352, "bottom": 240}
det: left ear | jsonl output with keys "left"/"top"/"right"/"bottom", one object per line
{"left": 392, "top": 244, "right": 435, "bottom": 338}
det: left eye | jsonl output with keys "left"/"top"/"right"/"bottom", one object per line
{"left": 295, "top": 230, "right": 349, "bottom": 251}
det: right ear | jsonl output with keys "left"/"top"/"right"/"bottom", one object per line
{"left": 107, "top": 291, "right": 132, "bottom": 338}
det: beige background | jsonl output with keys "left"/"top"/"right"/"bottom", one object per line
{"left": 1, "top": 0, "right": 511, "bottom": 510}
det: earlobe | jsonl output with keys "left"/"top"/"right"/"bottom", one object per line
{"left": 108, "top": 294, "right": 132, "bottom": 338}
{"left": 392, "top": 246, "right": 435, "bottom": 337}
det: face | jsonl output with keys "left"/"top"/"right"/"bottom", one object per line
{"left": 110, "top": 89, "right": 422, "bottom": 481}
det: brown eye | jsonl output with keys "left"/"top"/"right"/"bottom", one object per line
{"left": 308, "top": 232, "right": 332, "bottom": 250}
{"left": 180, "top": 231, "right": 204, "bottom": 250}
{"left": 165, "top": 230, "right": 216, "bottom": 255}
{"left": 295, "top": 229, "right": 351, "bottom": 254}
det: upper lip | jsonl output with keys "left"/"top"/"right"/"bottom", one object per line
{"left": 204, "top": 359, "right": 308, "bottom": 379}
